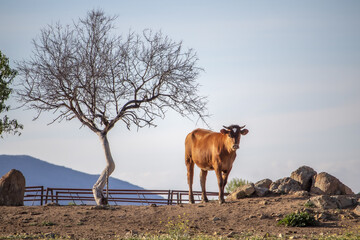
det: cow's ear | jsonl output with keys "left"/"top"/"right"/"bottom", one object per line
{"left": 241, "top": 129, "right": 249, "bottom": 135}
{"left": 220, "top": 129, "right": 230, "bottom": 135}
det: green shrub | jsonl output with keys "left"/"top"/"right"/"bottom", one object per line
{"left": 225, "top": 178, "right": 251, "bottom": 193}
{"left": 304, "top": 200, "right": 316, "bottom": 208}
{"left": 277, "top": 211, "right": 316, "bottom": 227}
{"left": 41, "top": 221, "right": 56, "bottom": 226}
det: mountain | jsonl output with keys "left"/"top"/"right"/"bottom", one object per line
{"left": 0, "top": 154, "right": 143, "bottom": 190}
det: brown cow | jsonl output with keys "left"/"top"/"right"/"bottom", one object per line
{"left": 185, "top": 125, "right": 249, "bottom": 204}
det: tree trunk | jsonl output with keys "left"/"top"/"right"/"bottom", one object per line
{"left": 92, "top": 133, "right": 115, "bottom": 205}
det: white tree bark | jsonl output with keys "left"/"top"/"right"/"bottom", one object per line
{"left": 92, "top": 133, "right": 115, "bottom": 205}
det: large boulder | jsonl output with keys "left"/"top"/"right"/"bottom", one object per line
{"left": 254, "top": 179, "right": 272, "bottom": 197}
{"left": 290, "top": 166, "right": 317, "bottom": 191}
{"left": 310, "top": 172, "right": 354, "bottom": 195}
{"left": 226, "top": 183, "right": 255, "bottom": 201}
{"left": 0, "top": 169, "right": 26, "bottom": 206}
{"left": 254, "top": 178, "right": 272, "bottom": 189}
{"left": 310, "top": 195, "right": 358, "bottom": 209}
{"left": 269, "top": 177, "right": 301, "bottom": 194}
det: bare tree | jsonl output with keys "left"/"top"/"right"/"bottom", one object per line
{"left": 16, "top": 9, "right": 208, "bottom": 205}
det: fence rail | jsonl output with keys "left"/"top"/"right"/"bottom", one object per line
{"left": 24, "top": 186, "right": 225, "bottom": 206}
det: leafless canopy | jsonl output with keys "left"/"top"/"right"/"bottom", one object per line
{"left": 17, "top": 9, "right": 208, "bottom": 136}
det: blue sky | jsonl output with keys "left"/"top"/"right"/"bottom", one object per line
{"left": 1, "top": 0, "right": 359, "bottom": 193}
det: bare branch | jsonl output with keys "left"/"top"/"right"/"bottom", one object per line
{"left": 16, "top": 9, "right": 209, "bottom": 136}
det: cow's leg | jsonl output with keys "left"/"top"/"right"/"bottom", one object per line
{"left": 221, "top": 170, "right": 231, "bottom": 197}
{"left": 200, "top": 169, "right": 209, "bottom": 203}
{"left": 215, "top": 167, "right": 225, "bottom": 204}
{"left": 186, "top": 159, "right": 195, "bottom": 204}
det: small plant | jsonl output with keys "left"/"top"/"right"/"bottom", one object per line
{"left": 161, "top": 213, "right": 190, "bottom": 239}
{"left": 41, "top": 221, "right": 56, "bottom": 226}
{"left": 304, "top": 200, "right": 316, "bottom": 208}
{"left": 68, "top": 202, "right": 77, "bottom": 206}
{"left": 225, "top": 178, "right": 251, "bottom": 193}
{"left": 278, "top": 211, "right": 316, "bottom": 227}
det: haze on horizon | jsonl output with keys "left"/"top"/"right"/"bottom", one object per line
{"left": 1, "top": 1, "right": 359, "bottom": 193}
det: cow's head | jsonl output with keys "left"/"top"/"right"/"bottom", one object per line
{"left": 220, "top": 125, "right": 249, "bottom": 151}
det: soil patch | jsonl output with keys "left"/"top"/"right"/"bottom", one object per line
{"left": 0, "top": 195, "right": 359, "bottom": 239}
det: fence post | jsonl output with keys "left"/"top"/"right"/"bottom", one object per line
{"left": 45, "top": 188, "right": 50, "bottom": 204}
{"left": 40, "top": 186, "right": 44, "bottom": 206}
{"left": 167, "top": 190, "right": 171, "bottom": 205}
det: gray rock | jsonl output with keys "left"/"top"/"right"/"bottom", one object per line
{"left": 0, "top": 169, "right": 26, "bottom": 206}
{"left": 293, "top": 190, "right": 310, "bottom": 197}
{"left": 226, "top": 183, "right": 255, "bottom": 200}
{"left": 255, "top": 187, "right": 270, "bottom": 197}
{"left": 290, "top": 166, "right": 317, "bottom": 191}
{"left": 332, "top": 195, "right": 357, "bottom": 209}
{"left": 212, "top": 217, "right": 221, "bottom": 222}
{"left": 255, "top": 179, "right": 272, "bottom": 189}
{"left": 269, "top": 177, "right": 302, "bottom": 194}
{"left": 310, "top": 195, "right": 357, "bottom": 209}
{"left": 310, "top": 195, "right": 337, "bottom": 209}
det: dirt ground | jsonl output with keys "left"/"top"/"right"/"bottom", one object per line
{"left": 0, "top": 194, "right": 359, "bottom": 239}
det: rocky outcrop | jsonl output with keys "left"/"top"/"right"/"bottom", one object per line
{"left": 0, "top": 169, "right": 26, "bottom": 206}
{"left": 227, "top": 165, "right": 356, "bottom": 207}
{"left": 290, "top": 166, "right": 317, "bottom": 191}
{"left": 269, "top": 177, "right": 302, "bottom": 194}
{"left": 310, "top": 172, "right": 354, "bottom": 195}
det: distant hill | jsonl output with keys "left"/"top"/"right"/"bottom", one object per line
{"left": 0, "top": 155, "right": 143, "bottom": 190}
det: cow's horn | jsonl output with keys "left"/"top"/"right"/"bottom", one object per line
{"left": 223, "top": 125, "right": 231, "bottom": 130}
{"left": 239, "top": 125, "right": 246, "bottom": 129}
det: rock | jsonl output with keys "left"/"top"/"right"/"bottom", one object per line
{"left": 0, "top": 169, "right": 26, "bottom": 206}
{"left": 354, "top": 205, "right": 360, "bottom": 216}
{"left": 125, "top": 230, "right": 139, "bottom": 237}
{"left": 259, "top": 213, "right": 270, "bottom": 219}
{"left": 310, "top": 172, "right": 354, "bottom": 195}
{"left": 45, "top": 202, "right": 60, "bottom": 206}
{"left": 226, "top": 183, "right": 255, "bottom": 200}
{"left": 310, "top": 195, "right": 357, "bottom": 209}
{"left": 290, "top": 166, "right": 317, "bottom": 191}
{"left": 255, "top": 187, "right": 269, "bottom": 197}
{"left": 314, "top": 212, "right": 332, "bottom": 221}
{"left": 293, "top": 190, "right": 310, "bottom": 197}
{"left": 212, "top": 217, "right": 221, "bottom": 222}
{"left": 255, "top": 179, "right": 272, "bottom": 189}
{"left": 269, "top": 177, "right": 302, "bottom": 194}
{"left": 332, "top": 195, "right": 357, "bottom": 209}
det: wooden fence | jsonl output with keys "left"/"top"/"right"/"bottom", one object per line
{"left": 24, "top": 186, "right": 225, "bottom": 206}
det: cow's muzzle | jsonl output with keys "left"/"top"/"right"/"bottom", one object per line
{"left": 232, "top": 144, "right": 239, "bottom": 150}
